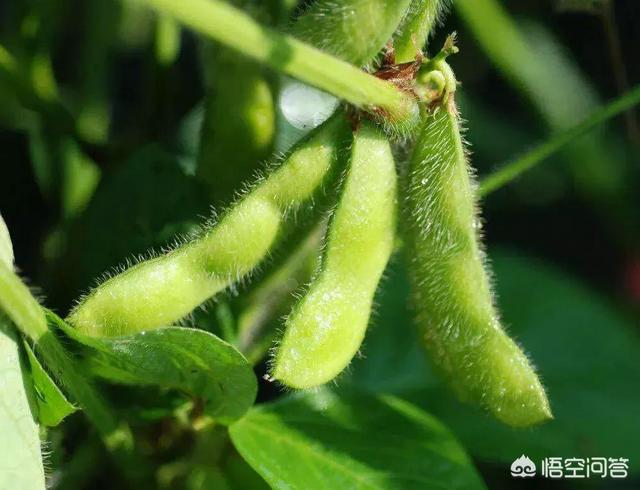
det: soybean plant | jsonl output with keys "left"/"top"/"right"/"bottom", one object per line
{"left": 11, "top": 0, "right": 640, "bottom": 486}
{"left": 62, "top": 0, "right": 554, "bottom": 430}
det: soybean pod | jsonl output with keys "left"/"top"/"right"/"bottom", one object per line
{"left": 68, "top": 114, "right": 350, "bottom": 337}
{"left": 196, "top": 46, "right": 276, "bottom": 204}
{"left": 272, "top": 120, "right": 397, "bottom": 388}
{"left": 0, "top": 214, "right": 12, "bottom": 268}
{"left": 196, "top": 0, "right": 278, "bottom": 203}
{"left": 404, "top": 98, "right": 551, "bottom": 427}
{"left": 291, "top": 0, "right": 412, "bottom": 67}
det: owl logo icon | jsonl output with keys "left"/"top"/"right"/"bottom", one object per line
{"left": 511, "top": 455, "right": 536, "bottom": 477}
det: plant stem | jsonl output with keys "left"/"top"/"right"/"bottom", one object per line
{"left": 480, "top": 84, "right": 640, "bottom": 196}
{"left": 37, "top": 326, "right": 148, "bottom": 481}
{"left": 0, "top": 263, "right": 48, "bottom": 341}
{"left": 394, "top": 0, "right": 446, "bottom": 63}
{"left": 0, "top": 262, "right": 144, "bottom": 479}
{"left": 600, "top": 0, "right": 640, "bottom": 145}
{"left": 137, "top": 0, "right": 417, "bottom": 122}
{"left": 37, "top": 330, "right": 132, "bottom": 450}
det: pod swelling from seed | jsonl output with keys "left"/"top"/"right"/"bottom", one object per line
{"left": 272, "top": 120, "right": 397, "bottom": 388}
{"left": 291, "top": 0, "right": 412, "bottom": 67}
{"left": 67, "top": 114, "right": 350, "bottom": 338}
{"left": 404, "top": 99, "right": 551, "bottom": 427}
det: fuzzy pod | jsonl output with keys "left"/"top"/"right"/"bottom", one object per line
{"left": 272, "top": 120, "right": 397, "bottom": 388}
{"left": 291, "top": 0, "right": 412, "bottom": 67}
{"left": 67, "top": 114, "right": 350, "bottom": 338}
{"left": 196, "top": 45, "right": 276, "bottom": 205}
{"left": 0, "top": 213, "right": 13, "bottom": 268}
{"left": 403, "top": 99, "right": 551, "bottom": 427}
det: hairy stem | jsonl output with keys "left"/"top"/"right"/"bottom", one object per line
{"left": 394, "top": 0, "right": 448, "bottom": 62}
{"left": 0, "top": 263, "right": 47, "bottom": 341}
{"left": 137, "top": 0, "right": 417, "bottom": 123}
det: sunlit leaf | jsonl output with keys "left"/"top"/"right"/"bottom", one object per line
{"left": 348, "top": 250, "right": 640, "bottom": 467}
{"left": 230, "top": 389, "right": 486, "bottom": 489}
{"left": 0, "top": 318, "right": 45, "bottom": 490}
{"left": 24, "top": 342, "right": 76, "bottom": 427}
{"left": 53, "top": 314, "right": 257, "bottom": 424}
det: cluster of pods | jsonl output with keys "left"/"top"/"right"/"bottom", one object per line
{"left": 68, "top": 0, "right": 551, "bottom": 427}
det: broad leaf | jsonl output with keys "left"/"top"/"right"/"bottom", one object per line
{"left": 0, "top": 318, "right": 45, "bottom": 490}
{"left": 24, "top": 342, "right": 77, "bottom": 427}
{"left": 422, "top": 251, "right": 640, "bottom": 464}
{"left": 229, "top": 389, "right": 486, "bottom": 490}
{"left": 52, "top": 314, "right": 257, "bottom": 424}
{"left": 348, "top": 250, "right": 640, "bottom": 466}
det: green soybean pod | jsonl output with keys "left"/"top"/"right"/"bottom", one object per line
{"left": 0, "top": 213, "right": 13, "bottom": 268}
{"left": 67, "top": 114, "right": 350, "bottom": 338}
{"left": 291, "top": 0, "right": 412, "bottom": 67}
{"left": 403, "top": 99, "right": 551, "bottom": 427}
{"left": 272, "top": 120, "right": 397, "bottom": 388}
{"left": 196, "top": 45, "right": 276, "bottom": 204}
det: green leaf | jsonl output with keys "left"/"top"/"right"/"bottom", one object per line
{"left": 53, "top": 315, "right": 257, "bottom": 424}
{"left": 229, "top": 389, "right": 486, "bottom": 490}
{"left": 0, "top": 318, "right": 45, "bottom": 490}
{"left": 24, "top": 342, "right": 77, "bottom": 427}
{"left": 421, "top": 251, "right": 640, "bottom": 464}
{"left": 348, "top": 250, "right": 640, "bottom": 466}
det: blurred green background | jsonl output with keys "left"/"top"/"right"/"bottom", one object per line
{"left": 0, "top": 0, "right": 639, "bottom": 488}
